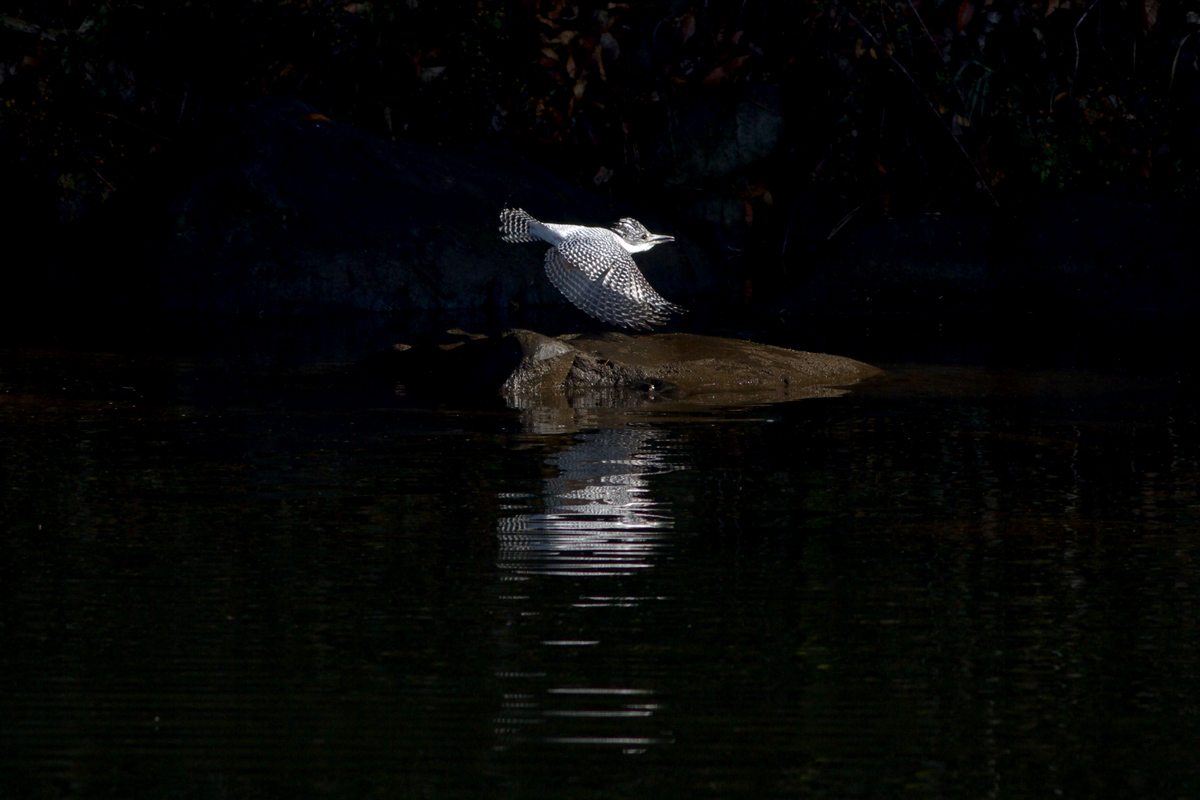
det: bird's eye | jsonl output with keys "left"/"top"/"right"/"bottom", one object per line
{"left": 641, "top": 233, "right": 648, "bottom": 239}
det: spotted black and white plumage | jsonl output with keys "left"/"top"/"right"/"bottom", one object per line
{"left": 499, "top": 207, "right": 684, "bottom": 330}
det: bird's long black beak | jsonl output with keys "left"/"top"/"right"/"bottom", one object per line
{"left": 648, "top": 233, "right": 675, "bottom": 244}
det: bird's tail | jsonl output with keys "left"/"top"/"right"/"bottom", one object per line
{"left": 499, "top": 207, "right": 540, "bottom": 243}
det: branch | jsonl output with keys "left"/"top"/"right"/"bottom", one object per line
{"left": 905, "top": 0, "right": 968, "bottom": 110}
{"left": 1073, "top": 0, "right": 1102, "bottom": 81}
{"left": 1170, "top": 30, "right": 1198, "bottom": 98}
{"left": 842, "top": 5, "right": 1000, "bottom": 208}
{"left": 827, "top": 195, "right": 873, "bottom": 241}
{"left": 95, "top": 112, "right": 174, "bottom": 142}
{"left": 2, "top": 16, "right": 93, "bottom": 41}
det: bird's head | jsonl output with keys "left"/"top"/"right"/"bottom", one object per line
{"left": 612, "top": 218, "right": 675, "bottom": 253}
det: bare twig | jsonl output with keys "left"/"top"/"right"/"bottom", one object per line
{"left": 843, "top": 6, "right": 1000, "bottom": 207}
{"left": 89, "top": 164, "right": 117, "bottom": 193}
{"left": 2, "top": 15, "right": 93, "bottom": 40}
{"left": 827, "top": 191, "right": 884, "bottom": 240}
{"left": 905, "top": 0, "right": 968, "bottom": 110}
{"left": 1073, "top": 0, "right": 1102, "bottom": 81}
{"left": 906, "top": 0, "right": 946, "bottom": 65}
{"left": 95, "top": 112, "right": 174, "bottom": 142}
{"left": 70, "top": 143, "right": 118, "bottom": 193}
{"left": 1170, "top": 31, "right": 1198, "bottom": 98}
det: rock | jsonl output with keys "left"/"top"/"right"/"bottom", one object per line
{"left": 159, "top": 97, "right": 723, "bottom": 313}
{"left": 366, "top": 328, "right": 881, "bottom": 408}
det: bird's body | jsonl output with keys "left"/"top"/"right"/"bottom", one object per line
{"left": 500, "top": 207, "right": 683, "bottom": 330}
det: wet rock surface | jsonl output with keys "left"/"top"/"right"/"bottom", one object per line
{"left": 365, "top": 328, "right": 881, "bottom": 408}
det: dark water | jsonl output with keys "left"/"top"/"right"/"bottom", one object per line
{"left": 2, "top": 314, "right": 1198, "bottom": 799}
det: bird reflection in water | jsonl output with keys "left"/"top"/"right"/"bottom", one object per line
{"left": 497, "top": 427, "right": 674, "bottom": 576}
{"left": 493, "top": 427, "right": 676, "bottom": 752}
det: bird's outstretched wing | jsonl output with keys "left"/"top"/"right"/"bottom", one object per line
{"left": 546, "top": 233, "right": 682, "bottom": 330}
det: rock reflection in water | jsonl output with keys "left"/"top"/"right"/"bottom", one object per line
{"left": 504, "top": 390, "right": 661, "bottom": 436}
{"left": 494, "top": 426, "right": 675, "bottom": 752}
{"left": 506, "top": 386, "right": 850, "bottom": 436}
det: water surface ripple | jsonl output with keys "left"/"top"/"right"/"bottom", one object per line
{"left": 1, "top": 315, "right": 1198, "bottom": 798}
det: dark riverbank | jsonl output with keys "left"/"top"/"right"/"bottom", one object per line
{"left": 13, "top": 96, "right": 1200, "bottom": 321}
{"left": 7, "top": 0, "right": 1200, "bottom": 320}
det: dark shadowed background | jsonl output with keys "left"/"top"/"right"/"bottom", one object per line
{"left": 4, "top": 4, "right": 1200, "bottom": 800}
{"left": 3, "top": 0, "right": 1200, "bottom": 317}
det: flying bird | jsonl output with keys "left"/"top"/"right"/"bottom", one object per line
{"left": 499, "top": 207, "right": 684, "bottom": 330}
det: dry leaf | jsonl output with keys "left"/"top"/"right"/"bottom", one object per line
{"left": 701, "top": 55, "right": 751, "bottom": 84}
{"left": 680, "top": 12, "right": 697, "bottom": 43}
{"left": 599, "top": 31, "right": 620, "bottom": 59}
{"left": 958, "top": 0, "right": 975, "bottom": 30}
{"left": 1144, "top": 0, "right": 1160, "bottom": 29}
